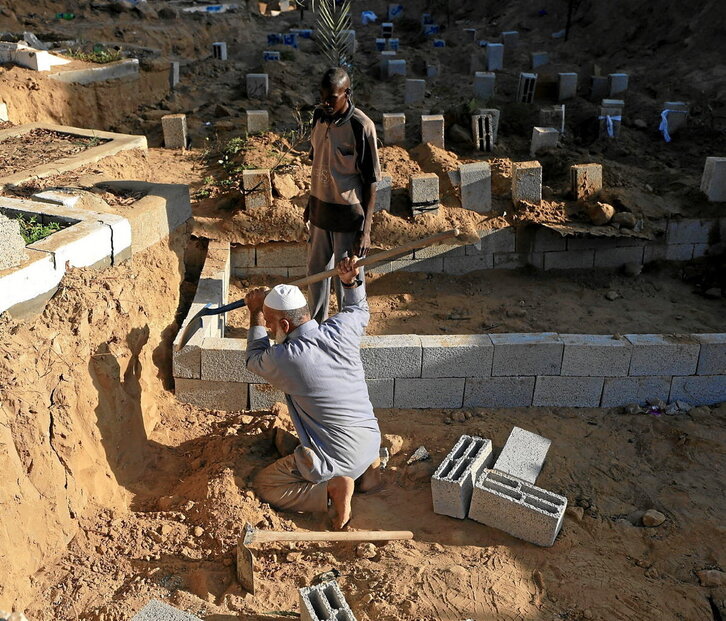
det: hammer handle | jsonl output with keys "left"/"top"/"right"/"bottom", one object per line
{"left": 250, "top": 530, "right": 414, "bottom": 544}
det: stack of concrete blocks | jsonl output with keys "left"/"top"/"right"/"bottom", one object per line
{"left": 381, "top": 22, "right": 394, "bottom": 38}
{"left": 431, "top": 435, "right": 493, "bottom": 518}
{"left": 169, "top": 61, "right": 180, "bottom": 89}
{"left": 263, "top": 50, "right": 281, "bottom": 61}
{"left": 539, "top": 104, "right": 565, "bottom": 134}
{"left": 299, "top": 580, "right": 357, "bottom": 621}
{"left": 662, "top": 101, "right": 689, "bottom": 136}
{"left": 212, "top": 41, "right": 227, "bottom": 60}
{"left": 512, "top": 161, "right": 542, "bottom": 204}
{"left": 404, "top": 79, "right": 426, "bottom": 104}
{"left": 501, "top": 30, "right": 519, "bottom": 49}
{"left": 701, "top": 157, "right": 726, "bottom": 202}
{"left": 132, "top": 599, "right": 202, "bottom": 620}
{"left": 608, "top": 72, "right": 629, "bottom": 96}
{"left": 0, "top": 213, "right": 28, "bottom": 270}
{"left": 459, "top": 162, "right": 492, "bottom": 213}
{"left": 161, "top": 114, "right": 187, "bottom": 149}
{"left": 486, "top": 43, "right": 504, "bottom": 71}
{"left": 571, "top": 163, "right": 603, "bottom": 200}
{"left": 473, "top": 72, "right": 495, "bottom": 100}
{"left": 374, "top": 175, "right": 393, "bottom": 212}
{"left": 516, "top": 73, "right": 537, "bottom": 104}
{"left": 471, "top": 108, "right": 500, "bottom": 151}
{"left": 599, "top": 99, "right": 623, "bottom": 139}
{"left": 409, "top": 173, "right": 439, "bottom": 216}
{"left": 421, "top": 114, "right": 445, "bottom": 149}
{"left": 246, "top": 73, "right": 269, "bottom": 98}
{"left": 530, "top": 127, "right": 559, "bottom": 156}
{"left": 530, "top": 51, "right": 549, "bottom": 69}
{"left": 242, "top": 169, "right": 273, "bottom": 210}
{"left": 558, "top": 72, "right": 577, "bottom": 101}
{"left": 382, "top": 113, "right": 405, "bottom": 144}
{"left": 590, "top": 75, "right": 609, "bottom": 101}
{"left": 246, "top": 110, "right": 269, "bottom": 133}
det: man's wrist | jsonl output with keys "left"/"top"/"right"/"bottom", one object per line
{"left": 342, "top": 278, "right": 362, "bottom": 288}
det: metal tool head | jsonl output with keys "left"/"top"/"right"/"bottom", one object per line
{"left": 242, "top": 521, "right": 256, "bottom": 545}
{"left": 236, "top": 530, "right": 257, "bottom": 595}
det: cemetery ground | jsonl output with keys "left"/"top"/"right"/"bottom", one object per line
{"left": 1, "top": 0, "right": 725, "bottom": 619}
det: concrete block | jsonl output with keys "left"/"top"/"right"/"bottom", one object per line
{"left": 530, "top": 51, "right": 549, "bottom": 69}
{"left": 560, "top": 334, "right": 631, "bottom": 376}
{"left": 404, "top": 79, "right": 426, "bottom": 104}
{"left": 246, "top": 110, "right": 269, "bottom": 133}
{"left": 474, "top": 107, "right": 500, "bottom": 141}
{"left": 299, "top": 580, "right": 356, "bottom": 621}
{"left": 493, "top": 426, "right": 551, "bottom": 484}
{"left": 459, "top": 162, "right": 492, "bottom": 213}
{"left": 512, "top": 161, "right": 542, "bottom": 204}
{"left": 415, "top": 242, "right": 465, "bottom": 260}
{"left": 485, "top": 43, "right": 504, "bottom": 71}
{"left": 132, "top": 599, "right": 202, "bottom": 620}
{"left": 394, "top": 377, "right": 465, "bottom": 408}
{"left": 443, "top": 254, "right": 494, "bottom": 273}
{"left": 530, "top": 127, "right": 559, "bottom": 156}
{"left": 374, "top": 175, "right": 392, "bottom": 212}
{"left": 463, "top": 28, "right": 478, "bottom": 41}
{"left": 175, "top": 378, "right": 249, "bottom": 411}
{"left": 212, "top": 41, "right": 228, "bottom": 60}
{"left": 463, "top": 377, "right": 535, "bottom": 407}
{"left": 161, "top": 114, "right": 187, "bottom": 149}
{"left": 543, "top": 249, "right": 594, "bottom": 270}
{"left": 426, "top": 61, "right": 439, "bottom": 78}
{"left": 471, "top": 112, "right": 495, "bottom": 152}
{"left": 670, "top": 375, "right": 726, "bottom": 406}
{"left": 382, "top": 113, "right": 405, "bottom": 145}
{"left": 570, "top": 163, "right": 603, "bottom": 200}
{"left": 201, "top": 336, "right": 265, "bottom": 383}
{"left": 361, "top": 334, "right": 421, "bottom": 378}
{"left": 381, "top": 22, "right": 394, "bottom": 37}
{"left": 409, "top": 173, "right": 439, "bottom": 215}
{"left": 473, "top": 72, "right": 495, "bottom": 99}
{"left": 375, "top": 38, "right": 386, "bottom": 52}
{"left": 625, "top": 334, "right": 699, "bottom": 376}
{"left": 246, "top": 73, "right": 269, "bottom": 98}
{"left": 694, "top": 334, "right": 726, "bottom": 375}
{"left": 643, "top": 243, "right": 693, "bottom": 262}
{"left": 599, "top": 106, "right": 622, "bottom": 138}
{"left": 421, "top": 114, "right": 445, "bottom": 148}
{"left": 693, "top": 243, "right": 709, "bottom": 258}
{"left": 469, "top": 469, "right": 567, "bottom": 547}
{"left": 242, "top": 169, "right": 273, "bottom": 210}
{"left": 388, "top": 38, "right": 400, "bottom": 51}
{"left": 593, "top": 245, "right": 644, "bottom": 267}
{"left": 386, "top": 59, "right": 406, "bottom": 78}
{"left": 169, "top": 61, "right": 180, "bottom": 89}
{"left": 491, "top": 333, "right": 562, "bottom": 376}
{"left": 533, "top": 376, "right": 604, "bottom": 407}
{"left": 432, "top": 435, "right": 494, "bottom": 519}
{"left": 421, "top": 334, "right": 493, "bottom": 378}
{"left": 501, "top": 31, "right": 519, "bottom": 48}
{"left": 608, "top": 72, "right": 629, "bottom": 96}
{"left": 667, "top": 218, "right": 715, "bottom": 244}
{"left": 423, "top": 24, "right": 441, "bottom": 37}
{"left": 516, "top": 72, "right": 537, "bottom": 103}
{"left": 256, "top": 242, "right": 306, "bottom": 267}
{"left": 558, "top": 72, "right": 577, "bottom": 101}
{"left": 389, "top": 257, "right": 444, "bottom": 273}
{"left": 601, "top": 376, "right": 672, "bottom": 407}
{"left": 366, "top": 378, "right": 394, "bottom": 408}
{"left": 249, "top": 382, "right": 285, "bottom": 411}
{"left": 0, "top": 213, "right": 27, "bottom": 270}
{"left": 661, "top": 102, "right": 689, "bottom": 136}
{"left": 590, "top": 76, "right": 609, "bottom": 101}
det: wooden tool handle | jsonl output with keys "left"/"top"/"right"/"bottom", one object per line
{"left": 251, "top": 530, "right": 414, "bottom": 544}
{"left": 288, "top": 228, "right": 459, "bottom": 289}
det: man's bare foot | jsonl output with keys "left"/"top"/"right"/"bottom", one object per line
{"left": 357, "top": 458, "right": 383, "bottom": 494}
{"left": 327, "top": 476, "right": 354, "bottom": 530}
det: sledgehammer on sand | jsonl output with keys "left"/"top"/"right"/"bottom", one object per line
{"left": 237, "top": 522, "right": 414, "bottom": 594}
{"left": 176, "top": 227, "right": 474, "bottom": 350}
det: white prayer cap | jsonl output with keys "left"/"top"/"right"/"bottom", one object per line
{"left": 264, "top": 284, "right": 307, "bottom": 311}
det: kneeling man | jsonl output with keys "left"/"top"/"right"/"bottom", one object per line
{"left": 245, "top": 257, "right": 380, "bottom": 528}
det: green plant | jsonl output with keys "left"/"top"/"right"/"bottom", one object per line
{"left": 65, "top": 47, "right": 123, "bottom": 64}
{"left": 310, "top": 0, "right": 352, "bottom": 67}
{"left": 16, "top": 215, "right": 62, "bottom": 244}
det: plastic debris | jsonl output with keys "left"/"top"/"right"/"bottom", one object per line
{"left": 406, "top": 446, "right": 430, "bottom": 465}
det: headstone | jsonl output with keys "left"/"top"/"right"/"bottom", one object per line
{"left": 558, "top": 72, "right": 577, "bottom": 100}
{"left": 0, "top": 214, "right": 28, "bottom": 271}
{"left": 511, "top": 161, "right": 542, "bottom": 204}
{"left": 375, "top": 175, "right": 393, "bottom": 212}
{"left": 161, "top": 113, "right": 187, "bottom": 149}
{"left": 388, "top": 3, "right": 403, "bottom": 20}
{"left": 486, "top": 43, "right": 504, "bottom": 70}
{"left": 382, "top": 22, "right": 394, "bottom": 38}
{"left": 601, "top": 98, "right": 625, "bottom": 113}
{"left": 599, "top": 105, "right": 622, "bottom": 138}
{"left": 474, "top": 72, "right": 495, "bottom": 99}
{"left": 379, "top": 50, "right": 397, "bottom": 78}
{"left": 539, "top": 104, "right": 565, "bottom": 134}
{"left": 660, "top": 101, "right": 689, "bottom": 140}
{"left": 590, "top": 76, "right": 609, "bottom": 101}
{"left": 501, "top": 30, "right": 519, "bottom": 48}
{"left": 404, "top": 79, "right": 426, "bottom": 104}
{"left": 247, "top": 110, "right": 269, "bottom": 133}
{"left": 701, "top": 157, "right": 726, "bottom": 202}
{"left": 471, "top": 108, "right": 500, "bottom": 151}
{"left": 382, "top": 113, "right": 406, "bottom": 144}
{"left": 263, "top": 50, "right": 281, "bottom": 61}
{"left": 409, "top": 173, "right": 440, "bottom": 216}
{"left": 212, "top": 41, "right": 227, "bottom": 60}
{"left": 459, "top": 162, "right": 492, "bottom": 213}
{"left": 608, "top": 72, "right": 629, "bottom": 96}
{"left": 516, "top": 73, "right": 537, "bottom": 104}
{"left": 243, "top": 169, "right": 273, "bottom": 209}
{"left": 169, "top": 61, "right": 180, "bottom": 89}
{"left": 530, "top": 127, "right": 559, "bottom": 155}
{"left": 426, "top": 62, "right": 439, "bottom": 78}
{"left": 530, "top": 51, "right": 549, "bottom": 69}
{"left": 388, "top": 38, "right": 399, "bottom": 51}
{"left": 571, "top": 163, "right": 603, "bottom": 200}
{"left": 421, "top": 114, "right": 445, "bottom": 149}
{"left": 375, "top": 38, "right": 386, "bottom": 51}
{"left": 246, "top": 73, "right": 269, "bottom": 98}
{"left": 386, "top": 58, "right": 406, "bottom": 78}
{"left": 464, "top": 28, "right": 477, "bottom": 41}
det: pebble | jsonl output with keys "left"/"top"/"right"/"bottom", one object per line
{"left": 641, "top": 509, "right": 666, "bottom": 527}
{"left": 452, "top": 412, "right": 466, "bottom": 423}
{"left": 696, "top": 569, "right": 726, "bottom": 587}
{"left": 587, "top": 201, "right": 616, "bottom": 225}
{"left": 382, "top": 434, "right": 404, "bottom": 456}
{"left": 286, "top": 552, "right": 302, "bottom": 563}
{"left": 356, "top": 543, "right": 377, "bottom": 559}
{"left": 605, "top": 290, "right": 619, "bottom": 301}
{"left": 611, "top": 212, "right": 637, "bottom": 228}
{"left": 193, "top": 526, "right": 204, "bottom": 537}
{"left": 566, "top": 506, "right": 584, "bottom": 522}
{"left": 623, "top": 403, "right": 644, "bottom": 415}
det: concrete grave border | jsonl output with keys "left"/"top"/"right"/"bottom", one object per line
{"left": 173, "top": 241, "right": 726, "bottom": 410}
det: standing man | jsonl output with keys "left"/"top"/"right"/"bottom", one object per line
{"left": 305, "top": 67, "right": 381, "bottom": 323}
{"left": 245, "top": 258, "right": 381, "bottom": 529}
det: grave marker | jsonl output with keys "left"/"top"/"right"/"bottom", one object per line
{"left": 246, "top": 110, "right": 269, "bottom": 133}
{"left": 486, "top": 43, "right": 504, "bottom": 70}
{"left": 558, "top": 72, "right": 577, "bottom": 100}
{"left": 530, "top": 127, "right": 559, "bottom": 156}
{"left": 383, "top": 113, "right": 406, "bottom": 144}
{"left": 516, "top": 72, "right": 537, "bottom": 103}
{"left": 410, "top": 173, "right": 440, "bottom": 216}
{"left": 608, "top": 72, "right": 629, "bottom": 96}
{"left": 212, "top": 42, "right": 227, "bottom": 60}
{"left": 701, "top": 157, "right": 726, "bottom": 202}
{"left": 421, "top": 114, "right": 445, "bottom": 149}
{"left": 512, "top": 161, "right": 542, "bottom": 204}
{"left": 474, "top": 72, "right": 496, "bottom": 99}
{"left": 162, "top": 114, "right": 187, "bottom": 149}
{"left": 246, "top": 73, "right": 269, "bottom": 98}
{"left": 404, "top": 79, "right": 426, "bottom": 104}
{"left": 530, "top": 51, "right": 549, "bottom": 69}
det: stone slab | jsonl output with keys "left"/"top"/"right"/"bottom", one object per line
{"left": 249, "top": 383, "right": 285, "bottom": 410}
{"left": 421, "top": 114, "right": 445, "bottom": 148}
{"left": 366, "top": 378, "right": 394, "bottom": 408}
{"left": 701, "top": 158, "right": 726, "bottom": 202}
{"left": 491, "top": 333, "right": 563, "bottom": 376}
{"left": 669, "top": 375, "right": 726, "bottom": 406}
{"left": 625, "top": 334, "right": 699, "bottom": 376}
{"left": 132, "top": 599, "right": 202, "bottom": 621}
{"left": 511, "top": 161, "right": 542, "bottom": 204}
{"left": 175, "top": 378, "right": 249, "bottom": 411}
{"left": 600, "top": 376, "right": 673, "bottom": 407}
{"left": 493, "top": 426, "right": 551, "bottom": 484}
{"left": 360, "top": 334, "right": 422, "bottom": 378}
{"left": 421, "top": 334, "right": 493, "bottom": 378}
{"left": 394, "top": 378, "right": 465, "bottom": 408}
{"left": 694, "top": 334, "right": 726, "bottom": 375}
{"left": 459, "top": 162, "right": 492, "bottom": 213}
{"left": 560, "top": 334, "right": 631, "bottom": 376}
{"left": 532, "top": 376, "right": 604, "bottom": 407}
{"left": 463, "top": 377, "right": 535, "bottom": 407}
{"left": 382, "top": 113, "right": 406, "bottom": 145}
{"left": 242, "top": 169, "right": 273, "bottom": 209}
{"left": 162, "top": 114, "right": 187, "bottom": 149}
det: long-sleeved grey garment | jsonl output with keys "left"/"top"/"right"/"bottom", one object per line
{"left": 246, "top": 284, "right": 381, "bottom": 484}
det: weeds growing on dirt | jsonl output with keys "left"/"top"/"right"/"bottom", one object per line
{"left": 14, "top": 215, "right": 63, "bottom": 244}
{"left": 65, "top": 47, "right": 123, "bottom": 64}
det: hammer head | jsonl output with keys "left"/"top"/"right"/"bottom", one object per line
{"left": 243, "top": 521, "right": 256, "bottom": 545}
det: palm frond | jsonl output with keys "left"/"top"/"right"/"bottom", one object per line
{"left": 311, "top": 0, "right": 353, "bottom": 67}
